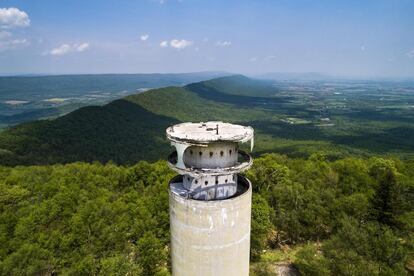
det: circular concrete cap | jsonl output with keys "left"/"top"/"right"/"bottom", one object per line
{"left": 166, "top": 121, "right": 254, "bottom": 144}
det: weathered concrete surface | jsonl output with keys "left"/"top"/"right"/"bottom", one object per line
{"left": 169, "top": 176, "right": 252, "bottom": 276}
{"left": 166, "top": 121, "right": 254, "bottom": 145}
{"left": 183, "top": 142, "right": 238, "bottom": 169}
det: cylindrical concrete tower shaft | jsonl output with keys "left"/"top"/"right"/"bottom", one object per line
{"left": 166, "top": 121, "right": 254, "bottom": 276}
{"left": 169, "top": 175, "right": 251, "bottom": 275}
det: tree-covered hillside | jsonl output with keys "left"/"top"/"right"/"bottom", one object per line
{"left": 0, "top": 99, "right": 178, "bottom": 166}
{"left": 0, "top": 155, "right": 412, "bottom": 275}
{"left": 187, "top": 74, "right": 280, "bottom": 97}
{"left": 0, "top": 75, "right": 414, "bottom": 166}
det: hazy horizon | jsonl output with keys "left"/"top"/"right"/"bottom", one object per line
{"left": 1, "top": 71, "right": 413, "bottom": 82}
{"left": 1, "top": 0, "right": 414, "bottom": 78}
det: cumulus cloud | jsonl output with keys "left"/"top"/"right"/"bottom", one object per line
{"left": 46, "top": 42, "right": 90, "bottom": 56}
{"left": 215, "top": 41, "right": 231, "bottom": 47}
{"left": 160, "top": 39, "right": 193, "bottom": 49}
{"left": 49, "top": 44, "right": 71, "bottom": 55}
{"left": 170, "top": 39, "right": 193, "bottom": 49}
{"left": 76, "top": 42, "right": 90, "bottom": 52}
{"left": 408, "top": 49, "right": 414, "bottom": 59}
{"left": 0, "top": 8, "right": 30, "bottom": 51}
{"left": 140, "top": 34, "right": 149, "bottom": 41}
{"left": 0, "top": 7, "right": 30, "bottom": 29}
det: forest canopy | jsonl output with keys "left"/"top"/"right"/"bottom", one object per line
{"left": 0, "top": 154, "right": 412, "bottom": 275}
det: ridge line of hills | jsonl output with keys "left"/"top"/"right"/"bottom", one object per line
{"left": 0, "top": 74, "right": 413, "bottom": 166}
{"left": 0, "top": 74, "right": 273, "bottom": 166}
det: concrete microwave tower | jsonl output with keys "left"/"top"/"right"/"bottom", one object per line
{"left": 166, "top": 121, "right": 254, "bottom": 276}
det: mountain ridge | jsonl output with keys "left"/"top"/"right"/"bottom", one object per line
{"left": 1, "top": 74, "right": 413, "bottom": 166}
{"left": 0, "top": 75, "right": 267, "bottom": 166}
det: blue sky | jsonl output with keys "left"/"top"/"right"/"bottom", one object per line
{"left": 0, "top": 0, "right": 413, "bottom": 77}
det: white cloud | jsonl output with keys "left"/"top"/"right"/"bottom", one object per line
{"left": 46, "top": 42, "right": 90, "bottom": 56}
{"left": 407, "top": 49, "right": 414, "bottom": 59}
{"left": 10, "top": 38, "right": 27, "bottom": 45}
{"left": 0, "top": 8, "right": 30, "bottom": 51}
{"left": 249, "top": 57, "right": 257, "bottom": 62}
{"left": 0, "top": 7, "right": 30, "bottom": 29}
{"left": 215, "top": 41, "right": 231, "bottom": 47}
{"left": 264, "top": 55, "right": 276, "bottom": 61}
{"left": 50, "top": 44, "right": 71, "bottom": 55}
{"left": 76, "top": 42, "right": 90, "bottom": 52}
{"left": 0, "top": 28, "right": 29, "bottom": 52}
{"left": 170, "top": 39, "right": 193, "bottom": 49}
{"left": 0, "top": 37, "right": 29, "bottom": 51}
{"left": 157, "top": 0, "right": 184, "bottom": 5}
{"left": 160, "top": 39, "right": 193, "bottom": 49}
{"left": 360, "top": 45, "right": 365, "bottom": 51}
{"left": 140, "top": 34, "right": 149, "bottom": 41}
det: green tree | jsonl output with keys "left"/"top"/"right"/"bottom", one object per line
{"left": 251, "top": 194, "right": 272, "bottom": 260}
{"left": 246, "top": 154, "right": 290, "bottom": 195}
{"left": 322, "top": 217, "right": 407, "bottom": 276}
{"left": 136, "top": 232, "right": 167, "bottom": 276}
{"left": 295, "top": 244, "right": 330, "bottom": 276}
{"left": 369, "top": 158, "right": 403, "bottom": 228}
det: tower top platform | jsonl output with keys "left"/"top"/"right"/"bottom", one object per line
{"left": 166, "top": 121, "right": 254, "bottom": 145}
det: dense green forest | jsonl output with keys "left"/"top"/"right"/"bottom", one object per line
{"left": 0, "top": 154, "right": 412, "bottom": 275}
{"left": 1, "top": 75, "right": 414, "bottom": 166}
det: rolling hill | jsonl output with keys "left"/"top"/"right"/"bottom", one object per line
{"left": 0, "top": 75, "right": 413, "bottom": 166}
{"left": 0, "top": 75, "right": 276, "bottom": 166}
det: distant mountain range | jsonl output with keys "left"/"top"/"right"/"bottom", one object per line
{"left": 256, "top": 72, "right": 414, "bottom": 82}
{"left": 257, "top": 72, "right": 335, "bottom": 81}
{"left": 0, "top": 72, "right": 230, "bottom": 127}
